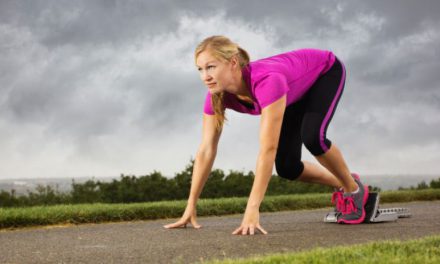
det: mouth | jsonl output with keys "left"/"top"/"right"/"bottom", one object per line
{"left": 207, "top": 83, "right": 216, "bottom": 87}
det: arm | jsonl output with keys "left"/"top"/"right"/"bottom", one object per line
{"left": 187, "top": 113, "right": 223, "bottom": 207}
{"left": 163, "top": 113, "right": 222, "bottom": 229}
{"left": 246, "top": 95, "right": 286, "bottom": 209}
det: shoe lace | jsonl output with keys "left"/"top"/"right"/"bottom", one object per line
{"left": 343, "top": 196, "right": 357, "bottom": 214}
{"left": 331, "top": 191, "right": 345, "bottom": 212}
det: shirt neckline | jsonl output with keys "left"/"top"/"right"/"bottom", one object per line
{"left": 239, "top": 64, "right": 257, "bottom": 106}
{"left": 238, "top": 64, "right": 261, "bottom": 113}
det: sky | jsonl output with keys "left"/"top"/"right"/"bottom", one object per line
{"left": 0, "top": 0, "right": 439, "bottom": 180}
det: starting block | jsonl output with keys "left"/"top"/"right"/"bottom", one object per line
{"left": 324, "top": 192, "right": 411, "bottom": 223}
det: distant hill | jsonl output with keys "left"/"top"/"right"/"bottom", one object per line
{"left": 0, "top": 176, "right": 116, "bottom": 196}
{"left": 364, "top": 174, "right": 440, "bottom": 190}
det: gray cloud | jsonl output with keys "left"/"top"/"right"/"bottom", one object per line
{"left": 0, "top": 0, "right": 439, "bottom": 179}
{"left": 0, "top": 0, "right": 184, "bottom": 48}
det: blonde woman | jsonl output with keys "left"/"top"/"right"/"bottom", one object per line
{"left": 163, "top": 35, "right": 369, "bottom": 235}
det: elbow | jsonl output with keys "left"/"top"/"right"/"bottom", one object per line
{"left": 198, "top": 145, "right": 217, "bottom": 157}
{"left": 259, "top": 146, "right": 278, "bottom": 156}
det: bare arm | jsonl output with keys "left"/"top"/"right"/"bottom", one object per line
{"left": 163, "top": 113, "right": 222, "bottom": 229}
{"left": 187, "top": 113, "right": 222, "bottom": 206}
{"left": 247, "top": 95, "right": 286, "bottom": 209}
{"left": 231, "top": 95, "right": 286, "bottom": 235}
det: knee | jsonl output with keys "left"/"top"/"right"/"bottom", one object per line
{"left": 302, "top": 132, "right": 323, "bottom": 156}
{"left": 302, "top": 128, "right": 331, "bottom": 156}
{"left": 275, "top": 158, "right": 304, "bottom": 181}
{"left": 302, "top": 113, "right": 332, "bottom": 156}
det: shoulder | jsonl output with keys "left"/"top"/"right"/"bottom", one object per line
{"left": 203, "top": 91, "right": 215, "bottom": 115}
{"left": 253, "top": 72, "right": 289, "bottom": 109}
{"left": 255, "top": 71, "right": 288, "bottom": 85}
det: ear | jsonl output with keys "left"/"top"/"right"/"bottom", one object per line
{"left": 230, "top": 55, "right": 240, "bottom": 70}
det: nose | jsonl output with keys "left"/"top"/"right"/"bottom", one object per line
{"left": 200, "top": 70, "right": 212, "bottom": 83}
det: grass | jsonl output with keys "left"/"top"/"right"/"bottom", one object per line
{"left": 201, "top": 235, "right": 440, "bottom": 264}
{"left": 0, "top": 188, "right": 439, "bottom": 230}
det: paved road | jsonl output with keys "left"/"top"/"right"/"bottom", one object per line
{"left": 1, "top": 201, "right": 439, "bottom": 264}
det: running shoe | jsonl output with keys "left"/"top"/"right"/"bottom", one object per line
{"left": 337, "top": 173, "right": 369, "bottom": 224}
{"left": 331, "top": 187, "right": 345, "bottom": 214}
{"left": 331, "top": 173, "right": 361, "bottom": 214}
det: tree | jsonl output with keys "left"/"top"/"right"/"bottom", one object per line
{"left": 202, "top": 168, "right": 226, "bottom": 198}
{"left": 71, "top": 179, "right": 102, "bottom": 203}
{"left": 430, "top": 177, "right": 440, "bottom": 189}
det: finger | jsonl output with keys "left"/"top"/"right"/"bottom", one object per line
{"left": 232, "top": 227, "right": 242, "bottom": 235}
{"left": 241, "top": 226, "right": 248, "bottom": 235}
{"left": 257, "top": 225, "right": 268, "bottom": 235}
{"left": 163, "top": 223, "right": 176, "bottom": 228}
{"left": 249, "top": 225, "right": 255, "bottom": 235}
{"left": 191, "top": 219, "right": 201, "bottom": 229}
{"left": 163, "top": 221, "right": 184, "bottom": 229}
{"left": 232, "top": 227, "right": 241, "bottom": 235}
{"left": 192, "top": 223, "right": 201, "bottom": 229}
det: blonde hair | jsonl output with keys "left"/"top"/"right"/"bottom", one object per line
{"left": 194, "top": 35, "right": 250, "bottom": 132}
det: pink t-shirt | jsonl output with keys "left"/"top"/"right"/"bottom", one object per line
{"left": 203, "top": 48, "right": 336, "bottom": 116}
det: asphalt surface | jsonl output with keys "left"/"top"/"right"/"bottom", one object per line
{"left": 1, "top": 201, "right": 439, "bottom": 264}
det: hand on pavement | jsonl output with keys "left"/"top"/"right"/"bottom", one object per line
{"left": 163, "top": 205, "right": 202, "bottom": 229}
{"left": 232, "top": 207, "right": 268, "bottom": 235}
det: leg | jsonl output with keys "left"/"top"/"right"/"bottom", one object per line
{"left": 275, "top": 98, "right": 305, "bottom": 180}
{"left": 315, "top": 143, "right": 357, "bottom": 192}
{"left": 301, "top": 57, "right": 358, "bottom": 192}
{"left": 296, "top": 160, "right": 343, "bottom": 188}
{"left": 276, "top": 93, "right": 345, "bottom": 188}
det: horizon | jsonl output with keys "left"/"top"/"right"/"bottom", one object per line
{"left": 1, "top": 172, "right": 439, "bottom": 195}
{"left": 1, "top": 172, "right": 440, "bottom": 181}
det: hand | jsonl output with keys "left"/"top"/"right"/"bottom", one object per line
{"left": 232, "top": 207, "right": 268, "bottom": 235}
{"left": 163, "top": 204, "right": 202, "bottom": 229}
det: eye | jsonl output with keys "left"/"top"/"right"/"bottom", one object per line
{"left": 197, "top": 65, "right": 215, "bottom": 72}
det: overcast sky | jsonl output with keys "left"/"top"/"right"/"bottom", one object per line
{"left": 1, "top": 0, "right": 439, "bottom": 180}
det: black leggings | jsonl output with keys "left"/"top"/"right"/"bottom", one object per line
{"left": 275, "top": 57, "right": 346, "bottom": 181}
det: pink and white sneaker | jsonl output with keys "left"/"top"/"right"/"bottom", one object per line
{"left": 337, "top": 173, "right": 369, "bottom": 224}
{"left": 331, "top": 173, "right": 361, "bottom": 215}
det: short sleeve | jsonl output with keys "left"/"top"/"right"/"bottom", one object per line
{"left": 203, "top": 91, "right": 215, "bottom": 115}
{"left": 254, "top": 72, "right": 289, "bottom": 109}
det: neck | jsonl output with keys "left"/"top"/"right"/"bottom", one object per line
{"left": 234, "top": 69, "right": 252, "bottom": 99}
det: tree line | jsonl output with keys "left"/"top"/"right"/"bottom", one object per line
{"left": 4, "top": 157, "right": 425, "bottom": 208}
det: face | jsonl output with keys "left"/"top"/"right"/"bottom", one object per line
{"left": 195, "top": 50, "right": 237, "bottom": 94}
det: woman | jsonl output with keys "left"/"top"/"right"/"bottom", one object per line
{"left": 163, "top": 35, "right": 369, "bottom": 235}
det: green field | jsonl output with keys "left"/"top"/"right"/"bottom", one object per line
{"left": 1, "top": 189, "right": 439, "bottom": 229}
{"left": 202, "top": 235, "right": 440, "bottom": 264}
